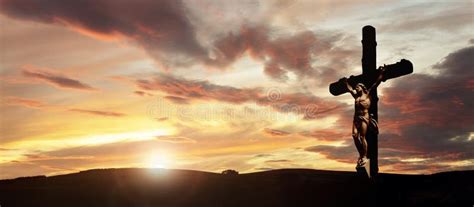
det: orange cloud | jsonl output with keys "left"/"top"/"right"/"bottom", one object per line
{"left": 5, "top": 96, "right": 45, "bottom": 109}
{"left": 22, "top": 66, "right": 97, "bottom": 91}
{"left": 299, "top": 129, "right": 347, "bottom": 142}
{"left": 136, "top": 74, "right": 345, "bottom": 119}
{"left": 0, "top": 0, "right": 206, "bottom": 68}
{"left": 263, "top": 128, "right": 291, "bottom": 137}
{"left": 134, "top": 90, "right": 153, "bottom": 97}
{"left": 206, "top": 25, "right": 356, "bottom": 83}
{"left": 136, "top": 74, "right": 261, "bottom": 104}
{"left": 164, "top": 96, "right": 190, "bottom": 104}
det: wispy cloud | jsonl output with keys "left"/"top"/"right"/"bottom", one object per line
{"left": 156, "top": 136, "right": 196, "bottom": 144}
{"left": 136, "top": 74, "right": 345, "bottom": 119}
{"left": 134, "top": 90, "right": 153, "bottom": 97}
{"left": 263, "top": 128, "right": 291, "bottom": 137}
{"left": 68, "top": 109, "right": 126, "bottom": 117}
{"left": 164, "top": 96, "right": 190, "bottom": 104}
{"left": 5, "top": 96, "right": 45, "bottom": 109}
{"left": 22, "top": 66, "right": 97, "bottom": 91}
{"left": 136, "top": 74, "right": 260, "bottom": 104}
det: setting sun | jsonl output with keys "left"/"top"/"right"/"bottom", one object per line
{"left": 146, "top": 152, "right": 172, "bottom": 169}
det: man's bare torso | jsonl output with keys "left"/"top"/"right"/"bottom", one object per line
{"left": 354, "top": 93, "right": 370, "bottom": 116}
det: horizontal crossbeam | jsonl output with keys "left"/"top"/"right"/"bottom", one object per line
{"left": 329, "top": 59, "right": 413, "bottom": 96}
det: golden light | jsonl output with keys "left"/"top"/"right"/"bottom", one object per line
{"left": 146, "top": 152, "right": 172, "bottom": 169}
{"left": 6, "top": 129, "right": 172, "bottom": 152}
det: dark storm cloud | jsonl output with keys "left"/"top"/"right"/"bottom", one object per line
{"left": 380, "top": 45, "right": 474, "bottom": 131}
{"left": 207, "top": 27, "right": 326, "bottom": 79}
{"left": 390, "top": 44, "right": 474, "bottom": 163}
{"left": 22, "top": 68, "right": 97, "bottom": 91}
{"left": 0, "top": 0, "right": 357, "bottom": 82}
{"left": 207, "top": 26, "right": 358, "bottom": 82}
{"left": 379, "top": 46, "right": 474, "bottom": 168}
{"left": 0, "top": 0, "right": 207, "bottom": 67}
{"left": 68, "top": 108, "right": 126, "bottom": 117}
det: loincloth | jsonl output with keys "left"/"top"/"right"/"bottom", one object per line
{"left": 354, "top": 114, "right": 379, "bottom": 134}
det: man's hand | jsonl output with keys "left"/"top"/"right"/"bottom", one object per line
{"left": 341, "top": 77, "right": 356, "bottom": 97}
{"left": 378, "top": 65, "right": 386, "bottom": 81}
{"left": 378, "top": 64, "right": 386, "bottom": 71}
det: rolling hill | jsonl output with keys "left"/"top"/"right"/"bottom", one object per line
{"left": 1, "top": 168, "right": 473, "bottom": 207}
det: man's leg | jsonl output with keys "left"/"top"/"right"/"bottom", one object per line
{"left": 359, "top": 121, "right": 368, "bottom": 164}
{"left": 352, "top": 123, "right": 363, "bottom": 163}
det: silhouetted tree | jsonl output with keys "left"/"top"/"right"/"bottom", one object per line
{"left": 221, "top": 169, "right": 239, "bottom": 175}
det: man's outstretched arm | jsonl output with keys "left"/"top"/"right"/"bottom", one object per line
{"left": 368, "top": 66, "right": 386, "bottom": 94}
{"left": 343, "top": 78, "right": 357, "bottom": 98}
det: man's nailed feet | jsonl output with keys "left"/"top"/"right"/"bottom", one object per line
{"left": 356, "top": 157, "right": 363, "bottom": 167}
{"left": 359, "top": 157, "right": 369, "bottom": 167}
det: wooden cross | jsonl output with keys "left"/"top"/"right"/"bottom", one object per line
{"left": 329, "top": 25, "right": 413, "bottom": 178}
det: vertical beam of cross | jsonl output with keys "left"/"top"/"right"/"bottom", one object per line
{"left": 362, "top": 26, "right": 379, "bottom": 177}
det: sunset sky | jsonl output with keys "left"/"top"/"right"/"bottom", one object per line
{"left": 1, "top": 0, "right": 473, "bottom": 179}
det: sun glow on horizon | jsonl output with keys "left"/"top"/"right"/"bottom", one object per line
{"left": 146, "top": 152, "right": 172, "bottom": 169}
{"left": 0, "top": 128, "right": 174, "bottom": 165}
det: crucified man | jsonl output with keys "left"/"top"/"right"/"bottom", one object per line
{"left": 343, "top": 66, "right": 385, "bottom": 167}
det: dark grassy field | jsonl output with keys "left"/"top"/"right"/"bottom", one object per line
{"left": 0, "top": 168, "right": 473, "bottom": 207}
